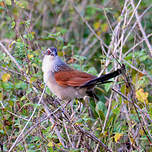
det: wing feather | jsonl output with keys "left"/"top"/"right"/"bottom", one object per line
{"left": 54, "top": 69, "right": 96, "bottom": 87}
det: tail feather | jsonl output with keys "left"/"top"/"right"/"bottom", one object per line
{"left": 80, "top": 67, "right": 123, "bottom": 88}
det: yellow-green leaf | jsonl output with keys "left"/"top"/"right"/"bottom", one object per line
{"left": 28, "top": 54, "right": 34, "bottom": 59}
{"left": 139, "top": 129, "right": 144, "bottom": 136}
{"left": 97, "top": 31, "right": 101, "bottom": 36}
{"left": 0, "top": 92, "right": 3, "bottom": 100}
{"left": 47, "top": 141, "right": 54, "bottom": 147}
{"left": 114, "top": 133, "right": 123, "bottom": 143}
{"left": 101, "top": 23, "right": 108, "bottom": 32}
{"left": 93, "top": 21, "right": 101, "bottom": 30}
{"left": 130, "top": 136, "right": 135, "bottom": 145}
{"left": 2, "top": 73, "right": 11, "bottom": 82}
{"left": 5, "top": 0, "right": 12, "bottom": 5}
{"left": 136, "top": 88, "right": 148, "bottom": 104}
{"left": 14, "top": 0, "right": 28, "bottom": 8}
{"left": 30, "top": 77, "right": 37, "bottom": 84}
{"left": 50, "top": 0, "right": 55, "bottom": 5}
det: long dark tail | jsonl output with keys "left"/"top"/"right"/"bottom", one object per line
{"left": 81, "top": 65, "right": 125, "bottom": 88}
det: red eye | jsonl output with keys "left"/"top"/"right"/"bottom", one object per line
{"left": 45, "top": 47, "right": 57, "bottom": 56}
{"left": 47, "top": 50, "right": 51, "bottom": 55}
{"left": 46, "top": 49, "right": 52, "bottom": 55}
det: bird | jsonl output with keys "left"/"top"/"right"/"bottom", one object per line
{"left": 42, "top": 47, "right": 124, "bottom": 101}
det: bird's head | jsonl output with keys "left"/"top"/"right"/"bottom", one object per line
{"left": 42, "top": 47, "right": 63, "bottom": 73}
{"left": 45, "top": 47, "right": 58, "bottom": 57}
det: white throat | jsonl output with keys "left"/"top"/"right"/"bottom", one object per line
{"left": 42, "top": 55, "right": 65, "bottom": 83}
{"left": 42, "top": 55, "right": 54, "bottom": 73}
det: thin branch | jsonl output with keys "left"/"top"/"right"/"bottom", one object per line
{"left": 51, "top": 1, "right": 69, "bottom": 33}
{"left": 0, "top": 43, "right": 66, "bottom": 150}
{"left": 112, "top": 88, "right": 152, "bottom": 124}
{"left": 74, "top": 124, "right": 112, "bottom": 152}
{"left": 0, "top": 42, "right": 38, "bottom": 93}
{"left": 69, "top": 0, "right": 108, "bottom": 50}
{"left": 8, "top": 86, "right": 46, "bottom": 152}
{"left": 42, "top": 100, "right": 67, "bottom": 148}
{"left": 122, "top": 58, "right": 152, "bottom": 82}
{"left": 130, "top": 0, "right": 152, "bottom": 56}
{"left": 16, "top": 107, "right": 62, "bottom": 145}
{"left": 119, "top": 71, "right": 152, "bottom": 144}
{"left": 80, "top": 39, "right": 98, "bottom": 56}
{"left": 102, "top": 92, "right": 113, "bottom": 133}
{"left": 56, "top": 100, "right": 112, "bottom": 152}
{"left": 123, "top": 33, "right": 152, "bottom": 57}
{"left": 63, "top": 117, "right": 74, "bottom": 148}
{"left": 0, "top": 42, "right": 23, "bottom": 72}
{"left": 121, "top": 4, "right": 152, "bottom": 51}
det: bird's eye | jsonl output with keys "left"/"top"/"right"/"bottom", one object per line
{"left": 47, "top": 50, "right": 51, "bottom": 55}
{"left": 45, "top": 47, "right": 57, "bottom": 56}
{"left": 45, "top": 49, "right": 52, "bottom": 55}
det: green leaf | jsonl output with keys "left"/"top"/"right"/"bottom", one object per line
{"left": 87, "top": 67, "right": 97, "bottom": 75}
{"left": 104, "top": 82, "right": 112, "bottom": 92}
{"left": 15, "top": 81, "right": 27, "bottom": 89}
{"left": 5, "top": 0, "right": 11, "bottom": 5}
{"left": 96, "top": 101, "right": 107, "bottom": 121}
{"left": 89, "top": 100, "right": 98, "bottom": 118}
{"left": 1, "top": 82, "right": 14, "bottom": 90}
{"left": 11, "top": 21, "right": 16, "bottom": 29}
{"left": 15, "top": 0, "right": 28, "bottom": 8}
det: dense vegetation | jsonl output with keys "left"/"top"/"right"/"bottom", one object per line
{"left": 0, "top": 0, "right": 152, "bottom": 151}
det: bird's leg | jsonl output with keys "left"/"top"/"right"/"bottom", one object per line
{"left": 54, "top": 98, "right": 72, "bottom": 121}
{"left": 86, "top": 90, "right": 99, "bottom": 101}
{"left": 58, "top": 99, "right": 71, "bottom": 120}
